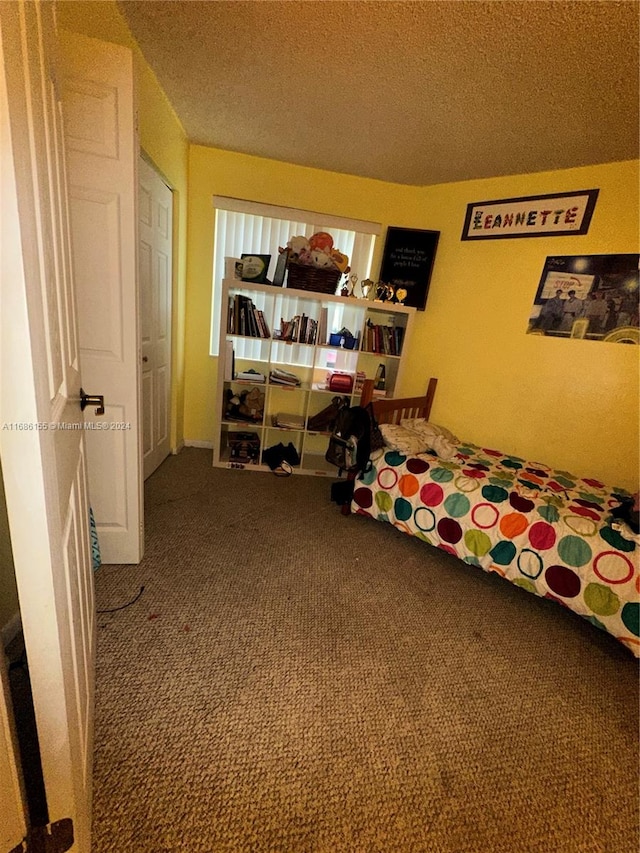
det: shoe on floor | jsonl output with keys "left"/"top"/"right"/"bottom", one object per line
{"left": 283, "top": 442, "right": 300, "bottom": 466}
{"left": 263, "top": 443, "right": 286, "bottom": 470}
{"left": 272, "top": 460, "right": 293, "bottom": 477}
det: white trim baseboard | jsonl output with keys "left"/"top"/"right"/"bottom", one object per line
{"left": 183, "top": 440, "right": 214, "bottom": 450}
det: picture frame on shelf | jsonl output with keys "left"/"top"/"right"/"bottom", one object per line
{"left": 241, "top": 253, "right": 271, "bottom": 283}
{"left": 272, "top": 248, "right": 289, "bottom": 287}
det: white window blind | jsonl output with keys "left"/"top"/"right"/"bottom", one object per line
{"left": 210, "top": 198, "right": 380, "bottom": 355}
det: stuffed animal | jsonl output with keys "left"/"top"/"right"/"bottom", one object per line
{"left": 309, "top": 231, "right": 334, "bottom": 253}
{"left": 330, "top": 249, "right": 349, "bottom": 272}
{"left": 287, "top": 235, "right": 310, "bottom": 258}
{"left": 239, "top": 386, "right": 265, "bottom": 420}
{"left": 224, "top": 387, "right": 264, "bottom": 422}
{"left": 310, "top": 249, "right": 335, "bottom": 269}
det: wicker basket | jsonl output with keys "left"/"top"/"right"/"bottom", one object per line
{"left": 286, "top": 259, "right": 341, "bottom": 295}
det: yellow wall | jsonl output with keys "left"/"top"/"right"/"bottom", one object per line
{"left": 53, "top": 2, "right": 639, "bottom": 491}
{"left": 409, "top": 160, "right": 639, "bottom": 490}
{"left": 57, "top": 0, "right": 189, "bottom": 448}
{"left": 185, "top": 149, "right": 638, "bottom": 490}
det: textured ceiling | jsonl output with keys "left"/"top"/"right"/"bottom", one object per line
{"left": 117, "top": 0, "right": 639, "bottom": 186}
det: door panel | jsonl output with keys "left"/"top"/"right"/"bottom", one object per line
{"left": 0, "top": 2, "right": 95, "bottom": 848}
{"left": 59, "top": 28, "right": 143, "bottom": 564}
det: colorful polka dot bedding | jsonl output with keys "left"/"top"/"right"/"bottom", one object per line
{"left": 352, "top": 441, "right": 639, "bottom": 656}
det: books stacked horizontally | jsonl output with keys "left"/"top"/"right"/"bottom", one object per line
{"left": 273, "top": 413, "right": 305, "bottom": 430}
{"left": 236, "top": 369, "right": 265, "bottom": 383}
{"left": 228, "top": 294, "right": 271, "bottom": 338}
{"left": 269, "top": 368, "right": 301, "bottom": 387}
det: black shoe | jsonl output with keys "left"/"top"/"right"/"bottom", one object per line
{"left": 263, "top": 443, "right": 286, "bottom": 470}
{"left": 283, "top": 442, "right": 300, "bottom": 466}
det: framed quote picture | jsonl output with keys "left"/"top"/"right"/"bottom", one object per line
{"left": 379, "top": 226, "right": 440, "bottom": 311}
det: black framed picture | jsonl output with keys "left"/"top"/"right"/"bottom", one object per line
{"left": 379, "top": 227, "right": 440, "bottom": 311}
{"left": 241, "top": 253, "right": 271, "bottom": 284}
{"left": 461, "top": 189, "right": 599, "bottom": 241}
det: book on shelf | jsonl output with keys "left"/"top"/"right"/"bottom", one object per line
{"left": 363, "top": 320, "right": 404, "bottom": 355}
{"left": 269, "top": 367, "right": 301, "bottom": 386}
{"left": 277, "top": 313, "right": 318, "bottom": 344}
{"left": 317, "top": 306, "right": 328, "bottom": 345}
{"left": 228, "top": 294, "right": 270, "bottom": 338}
{"left": 224, "top": 340, "right": 235, "bottom": 381}
{"left": 236, "top": 370, "right": 266, "bottom": 383}
{"left": 273, "top": 412, "right": 305, "bottom": 430}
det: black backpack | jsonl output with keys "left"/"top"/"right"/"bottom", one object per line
{"left": 325, "top": 405, "right": 373, "bottom": 474}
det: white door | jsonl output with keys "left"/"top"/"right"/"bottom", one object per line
{"left": 59, "top": 28, "right": 143, "bottom": 564}
{"left": 139, "top": 156, "right": 173, "bottom": 479}
{"left": 0, "top": 1, "right": 95, "bottom": 850}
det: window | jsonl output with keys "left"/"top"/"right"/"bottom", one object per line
{"left": 210, "top": 197, "right": 380, "bottom": 355}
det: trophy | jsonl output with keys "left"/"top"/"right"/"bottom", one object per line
{"left": 360, "top": 278, "right": 373, "bottom": 299}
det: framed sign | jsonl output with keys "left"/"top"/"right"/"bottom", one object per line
{"left": 379, "top": 226, "right": 440, "bottom": 311}
{"left": 461, "top": 189, "right": 599, "bottom": 241}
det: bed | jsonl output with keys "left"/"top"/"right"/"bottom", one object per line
{"left": 352, "top": 379, "right": 640, "bottom": 657}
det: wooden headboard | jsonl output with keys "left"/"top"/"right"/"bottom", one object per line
{"left": 359, "top": 378, "right": 438, "bottom": 424}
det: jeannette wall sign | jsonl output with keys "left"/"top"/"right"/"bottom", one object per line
{"left": 461, "top": 189, "right": 599, "bottom": 240}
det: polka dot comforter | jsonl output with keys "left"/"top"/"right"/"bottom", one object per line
{"left": 351, "top": 443, "right": 640, "bottom": 656}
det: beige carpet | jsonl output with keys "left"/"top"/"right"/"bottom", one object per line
{"left": 92, "top": 448, "right": 639, "bottom": 853}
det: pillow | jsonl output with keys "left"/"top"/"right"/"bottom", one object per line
{"left": 429, "top": 434, "right": 458, "bottom": 461}
{"left": 401, "top": 418, "right": 459, "bottom": 444}
{"left": 379, "top": 423, "right": 425, "bottom": 456}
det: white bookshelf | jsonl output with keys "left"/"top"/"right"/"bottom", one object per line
{"left": 213, "top": 278, "right": 415, "bottom": 475}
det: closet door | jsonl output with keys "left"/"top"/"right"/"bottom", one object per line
{"left": 59, "top": 28, "right": 143, "bottom": 563}
{"left": 139, "top": 155, "right": 173, "bottom": 479}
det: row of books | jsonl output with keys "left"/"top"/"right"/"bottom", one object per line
{"left": 276, "top": 313, "right": 319, "bottom": 345}
{"left": 362, "top": 321, "right": 405, "bottom": 355}
{"left": 228, "top": 294, "right": 271, "bottom": 338}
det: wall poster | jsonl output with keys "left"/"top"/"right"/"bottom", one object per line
{"left": 526, "top": 254, "right": 639, "bottom": 344}
{"left": 378, "top": 226, "right": 440, "bottom": 311}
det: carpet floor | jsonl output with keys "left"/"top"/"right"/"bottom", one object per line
{"left": 91, "top": 448, "right": 639, "bottom": 853}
